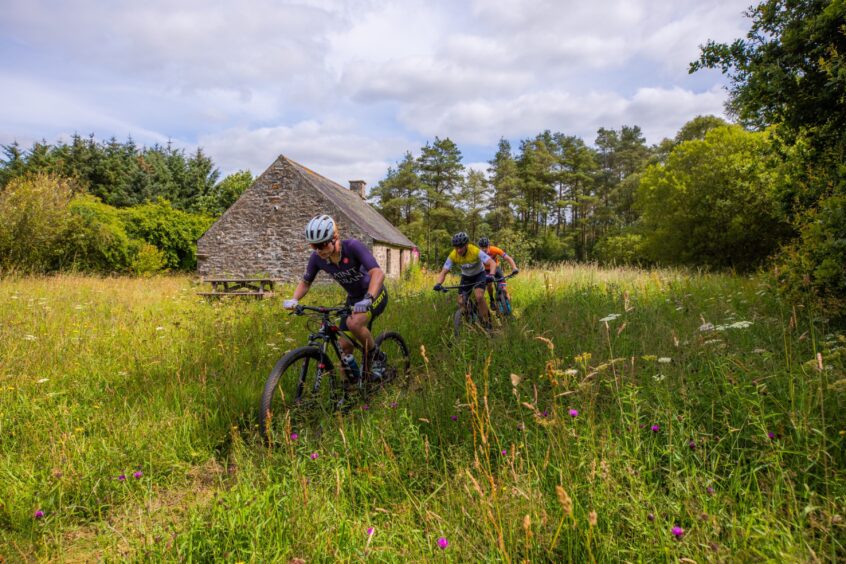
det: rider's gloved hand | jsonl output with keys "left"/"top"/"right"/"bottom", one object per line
{"left": 486, "top": 275, "right": 495, "bottom": 284}
{"left": 433, "top": 283, "right": 443, "bottom": 292}
{"left": 283, "top": 298, "right": 299, "bottom": 310}
{"left": 512, "top": 268, "right": 519, "bottom": 276}
{"left": 353, "top": 297, "right": 372, "bottom": 313}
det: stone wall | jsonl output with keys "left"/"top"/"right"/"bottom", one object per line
{"left": 197, "top": 158, "right": 372, "bottom": 283}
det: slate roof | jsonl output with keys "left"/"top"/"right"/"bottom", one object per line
{"left": 284, "top": 156, "right": 415, "bottom": 249}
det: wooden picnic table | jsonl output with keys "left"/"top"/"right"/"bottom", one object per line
{"left": 198, "top": 277, "right": 277, "bottom": 299}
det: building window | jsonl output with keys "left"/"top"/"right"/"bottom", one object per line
{"left": 386, "top": 247, "right": 392, "bottom": 275}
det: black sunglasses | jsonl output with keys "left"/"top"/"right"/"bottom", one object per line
{"left": 310, "top": 240, "right": 333, "bottom": 250}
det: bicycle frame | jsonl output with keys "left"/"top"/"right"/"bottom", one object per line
{"left": 294, "top": 305, "right": 372, "bottom": 386}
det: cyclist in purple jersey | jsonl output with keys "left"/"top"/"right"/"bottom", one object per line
{"left": 283, "top": 215, "right": 387, "bottom": 372}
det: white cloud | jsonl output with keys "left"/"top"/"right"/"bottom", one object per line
{"left": 0, "top": 0, "right": 751, "bottom": 183}
{"left": 198, "top": 119, "right": 413, "bottom": 185}
{"left": 397, "top": 86, "right": 727, "bottom": 145}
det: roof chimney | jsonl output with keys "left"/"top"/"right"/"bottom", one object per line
{"left": 349, "top": 180, "right": 366, "bottom": 199}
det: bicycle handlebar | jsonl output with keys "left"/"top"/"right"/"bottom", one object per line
{"left": 291, "top": 304, "right": 352, "bottom": 316}
{"left": 436, "top": 271, "right": 517, "bottom": 292}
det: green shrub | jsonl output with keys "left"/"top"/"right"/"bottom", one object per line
{"left": 130, "top": 242, "right": 168, "bottom": 275}
{"left": 776, "top": 194, "right": 846, "bottom": 317}
{"left": 594, "top": 233, "right": 647, "bottom": 266}
{"left": 60, "top": 195, "right": 134, "bottom": 272}
{"left": 0, "top": 174, "right": 74, "bottom": 273}
{"left": 119, "top": 199, "right": 214, "bottom": 270}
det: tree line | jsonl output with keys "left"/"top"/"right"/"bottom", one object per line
{"left": 0, "top": 135, "right": 253, "bottom": 274}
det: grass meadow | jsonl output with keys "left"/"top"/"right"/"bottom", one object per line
{"left": 1, "top": 265, "right": 844, "bottom": 562}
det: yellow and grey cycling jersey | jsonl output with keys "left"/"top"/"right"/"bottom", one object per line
{"left": 443, "top": 244, "right": 491, "bottom": 276}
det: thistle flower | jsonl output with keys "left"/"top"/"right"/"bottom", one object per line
{"left": 568, "top": 409, "right": 579, "bottom": 417}
{"left": 390, "top": 402, "right": 398, "bottom": 409}
{"left": 706, "top": 486, "right": 714, "bottom": 495}
{"left": 290, "top": 432, "right": 298, "bottom": 441}
{"left": 118, "top": 474, "right": 126, "bottom": 481}
{"left": 367, "top": 527, "right": 374, "bottom": 537}
{"left": 688, "top": 440, "right": 696, "bottom": 450}
{"left": 133, "top": 471, "right": 143, "bottom": 479}
{"left": 671, "top": 526, "right": 684, "bottom": 538}
{"left": 647, "top": 513, "right": 655, "bottom": 522}
{"left": 437, "top": 537, "right": 449, "bottom": 549}
{"left": 34, "top": 510, "right": 44, "bottom": 519}
{"left": 310, "top": 452, "right": 319, "bottom": 460}
{"left": 651, "top": 425, "right": 660, "bottom": 433}
{"left": 451, "top": 415, "right": 458, "bottom": 421}
{"left": 501, "top": 449, "right": 507, "bottom": 455}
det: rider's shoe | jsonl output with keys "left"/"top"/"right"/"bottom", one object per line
{"left": 369, "top": 349, "right": 388, "bottom": 381}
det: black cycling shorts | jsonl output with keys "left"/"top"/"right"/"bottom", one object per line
{"left": 459, "top": 270, "right": 488, "bottom": 297}
{"left": 340, "top": 287, "right": 388, "bottom": 332}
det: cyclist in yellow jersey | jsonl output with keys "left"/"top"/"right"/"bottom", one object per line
{"left": 433, "top": 232, "right": 498, "bottom": 328}
{"left": 477, "top": 236, "right": 519, "bottom": 305}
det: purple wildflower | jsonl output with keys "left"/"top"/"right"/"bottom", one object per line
{"left": 290, "top": 432, "right": 298, "bottom": 441}
{"left": 362, "top": 404, "right": 369, "bottom": 411}
{"left": 671, "top": 526, "right": 684, "bottom": 538}
{"left": 568, "top": 409, "right": 579, "bottom": 417}
{"left": 542, "top": 410, "right": 549, "bottom": 418}
{"left": 437, "top": 537, "right": 449, "bottom": 550}
{"left": 647, "top": 513, "right": 655, "bottom": 522}
{"left": 688, "top": 440, "right": 696, "bottom": 450}
{"left": 451, "top": 415, "right": 458, "bottom": 421}
{"left": 34, "top": 510, "right": 44, "bottom": 519}
{"left": 768, "top": 431, "right": 775, "bottom": 440}
{"left": 501, "top": 449, "right": 507, "bottom": 456}
{"left": 118, "top": 474, "right": 126, "bottom": 481}
{"left": 310, "top": 452, "right": 319, "bottom": 460}
{"left": 390, "top": 402, "right": 398, "bottom": 409}
{"left": 651, "top": 424, "right": 660, "bottom": 433}
{"left": 133, "top": 471, "right": 143, "bottom": 479}
{"left": 706, "top": 486, "right": 714, "bottom": 495}
{"left": 367, "top": 527, "right": 374, "bottom": 537}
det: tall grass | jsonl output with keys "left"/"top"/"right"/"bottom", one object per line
{"left": 1, "top": 266, "right": 844, "bottom": 561}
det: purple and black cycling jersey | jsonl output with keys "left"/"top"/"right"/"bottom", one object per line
{"left": 302, "top": 239, "right": 380, "bottom": 300}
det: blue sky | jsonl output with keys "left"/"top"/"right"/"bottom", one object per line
{"left": 1, "top": 0, "right": 750, "bottom": 186}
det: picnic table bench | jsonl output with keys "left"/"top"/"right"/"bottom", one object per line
{"left": 198, "top": 277, "right": 277, "bottom": 299}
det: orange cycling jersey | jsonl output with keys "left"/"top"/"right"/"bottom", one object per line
{"left": 485, "top": 245, "right": 507, "bottom": 265}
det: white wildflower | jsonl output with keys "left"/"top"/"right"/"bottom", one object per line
{"left": 599, "top": 313, "right": 621, "bottom": 323}
{"left": 155, "top": 326, "right": 165, "bottom": 331}
{"left": 564, "top": 369, "right": 579, "bottom": 376}
{"left": 703, "top": 339, "right": 723, "bottom": 346}
{"left": 653, "top": 374, "right": 665, "bottom": 382}
{"left": 699, "top": 322, "right": 715, "bottom": 332}
{"left": 36, "top": 378, "right": 49, "bottom": 384}
{"left": 658, "top": 357, "right": 672, "bottom": 364}
{"left": 23, "top": 335, "right": 37, "bottom": 341}
{"left": 752, "top": 348, "right": 767, "bottom": 354}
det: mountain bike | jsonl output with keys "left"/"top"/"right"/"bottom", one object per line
{"left": 259, "top": 304, "right": 410, "bottom": 443}
{"left": 437, "top": 282, "right": 493, "bottom": 338}
{"left": 486, "top": 271, "right": 517, "bottom": 318}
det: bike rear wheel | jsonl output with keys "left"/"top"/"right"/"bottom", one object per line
{"left": 259, "top": 346, "right": 340, "bottom": 443}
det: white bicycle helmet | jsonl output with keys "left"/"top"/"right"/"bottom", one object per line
{"left": 305, "top": 214, "right": 335, "bottom": 244}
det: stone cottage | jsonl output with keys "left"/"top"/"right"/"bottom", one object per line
{"left": 196, "top": 155, "right": 416, "bottom": 281}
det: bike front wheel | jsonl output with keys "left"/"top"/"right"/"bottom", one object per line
{"left": 374, "top": 331, "right": 411, "bottom": 386}
{"left": 259, "top": 346, "right": 339, "bottom": 444}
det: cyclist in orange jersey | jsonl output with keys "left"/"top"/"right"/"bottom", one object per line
{"left": 477, "top": 237, "right": 519, "bottom": 305}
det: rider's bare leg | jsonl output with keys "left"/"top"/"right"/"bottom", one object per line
{"left": 475, "top": 287, "right": 491, "bottom": 324}
{"left": 345, "top": 311, "right": 375, "bottom": 358}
